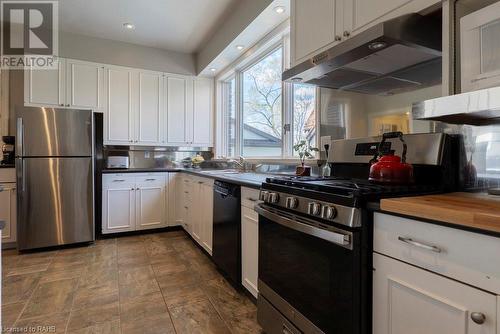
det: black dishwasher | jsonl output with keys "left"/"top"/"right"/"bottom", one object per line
{"left": 212, "top": 180, "right": 241, "bottom": 288}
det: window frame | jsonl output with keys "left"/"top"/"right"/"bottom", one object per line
{"left": 216, "top": 32, "right": 320, "bottom": 160}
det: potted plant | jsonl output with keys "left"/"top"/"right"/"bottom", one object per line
{"left": 293, "top": 140, "right": 318, "bottom": 176}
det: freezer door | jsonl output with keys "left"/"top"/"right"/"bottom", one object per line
{"left": 17, "top": 157, "right": 94, "bottom": 250}
{"left": 16, "top": 107, "right": 92, "bottom": 157}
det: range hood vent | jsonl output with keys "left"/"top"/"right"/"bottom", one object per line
{"left": 413, "top": 86, "right": 500, "bottom": 126}
{"left": 283, "top": 13, "right": 442, "bottom": 95}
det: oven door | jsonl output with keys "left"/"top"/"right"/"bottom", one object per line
{"left": 256, "top": 204, "right": 362, "bottom": 334}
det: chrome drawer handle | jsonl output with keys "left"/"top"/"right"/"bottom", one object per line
{"left": 113, "top": 179, "right": 126, "bottom": 182}
{"left": 247, "top": 197, "right": 258, "bottom": 202}
{"left": 398, "top": 236, "right": 442, "bottom": 253}
{"left": 145, "top": 178, "right": 156, "bottom": 181}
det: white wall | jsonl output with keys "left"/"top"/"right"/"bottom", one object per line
{"left": 60, "top": 32, "right": 196, "bottom": 75}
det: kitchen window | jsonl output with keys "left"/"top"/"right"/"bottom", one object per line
{"left": 219, "top": 37, "right": 318, "bottom": 159}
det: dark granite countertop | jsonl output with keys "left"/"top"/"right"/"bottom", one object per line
{"left": 101, "top": 168, "right": 270, "bottom": 189}
{"left": 0, "top": 164, "right": 15, "bottom": 168}
{"left": 102, "top": 168, "right": 181, "bottom": 173}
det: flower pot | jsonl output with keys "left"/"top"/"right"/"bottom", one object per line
{"left": 296, "top": 165, "right": 311, "bottom": 176}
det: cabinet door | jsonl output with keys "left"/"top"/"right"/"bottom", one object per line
{"left": 66, "top": 59, "right": 105, "bottom": 111}
{"left": 136, "top": 71, "right": 164, "bottom": 145}
{"left": 241, "top": 206, "right": 259, "bottom": 298}
{"left": 136, "top": 180, "right": 166, "bottom": 230}
{"left": 461, "top": 1, "right": 500, "bottom": 92}
{"left": 200, "top": 181, "right": 214, "bottom": 254}
{"left": 24, "top": 58, "right": 65, "bottom": 107}
{"left": 166, "top": 76, "right": 188, "bottom": 144}
{"left": 373, "top": 253, "right": 497, "bottom": 334}
{"left": 169, "top": 173, "right": 184, "bottom": 226}
{"left": 104, "top": 67, "right": 134, "bottom": 145}
{"left": 191, "top": 180, "right": 203, "bottom": 244}
{"left": 192, "top": 78, "right": 213, "bottom": 146}
{"left": 291, "top": 0, "right": 337, "bottom": 65}
{"left": 343, "top": 0, "right": 439, "bottom": 39}
{"left": 181, "top": 177, "right": 193, "bottom": 233}
{"left": 0, "top": 184, "right": 16, "bottom": 243}
{"left": 102, "top": 181, "right": 136, "bottom": 234}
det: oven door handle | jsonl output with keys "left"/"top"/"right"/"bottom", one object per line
{"left": 255, "top": 204, "right": 353, "bottom": 249}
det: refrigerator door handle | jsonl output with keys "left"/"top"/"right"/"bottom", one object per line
{"left": 16, "top": 117, "right": 23, "bottom": 156}
{"left": 16, "top": 158, "right": 25, "bottom": 193}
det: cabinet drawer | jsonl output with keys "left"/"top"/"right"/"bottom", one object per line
{"left": 241, "top": 187, "right": 261, "bottom": 209}
{"left": 0, "top": 169, "right": 16, "bottom": 183}
{"left": 135, "top": 174, "right": 166, "bottom": 185}
{"left": 374, "top": 213, "right": 500, "bottom": 294}
{"left": 103, "top": 174, "right": 136, "bottom": 186}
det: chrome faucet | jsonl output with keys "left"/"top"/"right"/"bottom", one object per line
{"left": 228, "top": 156, "right": 245, "bottom": 170}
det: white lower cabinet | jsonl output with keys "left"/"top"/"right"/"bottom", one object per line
{"left": 102, "top": 173, "right": 168, "bottom": 234}
{"left": 102, "top": 178, "right": 136, "bottom": 233}
{"left": 373, "top": 253, "right": 497, "bottom": 334}
{"left": 167, "top": 173, "right": 182, "bottom": 226}
{"left": 241, "top": 187, "right": 261, "bottom": 298}
{"left": 0, "top": 183, "right": 16, "bottom": 245}
{"left": 178, "top": 175, "right": 214, "bottom": 254}
{"left": 135, "top": 176, "right": 166, "bottom": 230}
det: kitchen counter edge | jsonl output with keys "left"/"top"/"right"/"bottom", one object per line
{"left": 101, "top": 168, "right": 264, "bottom": 189}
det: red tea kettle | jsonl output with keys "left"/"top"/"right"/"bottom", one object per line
{"left": 369, "top": 131, "right": 414, "bottom": 184}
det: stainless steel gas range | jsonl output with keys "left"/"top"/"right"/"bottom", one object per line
{"left": 255, "top": 133, "right": 463, "bottom": 334}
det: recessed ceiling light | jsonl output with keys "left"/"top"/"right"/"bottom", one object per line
{"left": 123, "top": 23, "right": 135, "bottom": 30}
{"left": 274, "top": 6, "right": 285, "bottom": 14}
{"left": 210, "top": 68, "right": 216, "bottom": 72}
{"left": 236, "top": 45, "right": 244, "bottom": 51}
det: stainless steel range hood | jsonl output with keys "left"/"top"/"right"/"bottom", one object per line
{"left": 283, "top": 13, "right": 442, "bottom": 95}
{"left": 412, "top": 86, "right": 500, "bottom": 125}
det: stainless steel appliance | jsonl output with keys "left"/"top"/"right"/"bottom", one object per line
{"left": 212, "top": 180, "right": 241, "bottom": 287}
{"left": 1, "top": 136, "right": 15, "bottom": 165}
{"left": 106, "top": 156, "right": 129, "bottom": 169}
{"left": 256, "top": 133, "right": 462, "bottom": 334}
{"left": 16, "top": 107, "right": 94, "bottom": 250}
{"left": 282, "top": 12, "right": 442, "bottom": 95}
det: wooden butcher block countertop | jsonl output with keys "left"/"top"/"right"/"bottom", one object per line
{"left": 380, "top": 192, "right": 500, "bottom": 234}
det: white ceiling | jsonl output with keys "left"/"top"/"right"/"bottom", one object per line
{"left": 59, "top": 0, "right": 238, "bottom": 53}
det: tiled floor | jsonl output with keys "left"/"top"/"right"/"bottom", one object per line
{"left": 1, "top": 231, "right": 262, "bottom": 334}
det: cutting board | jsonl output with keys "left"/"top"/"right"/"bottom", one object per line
{"left": 380, "top": 192, "right": 500, "bottom": 233}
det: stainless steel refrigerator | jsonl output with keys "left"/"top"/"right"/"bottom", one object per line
{"left": 16, "top": 107, "right": 94, "bottom": 250}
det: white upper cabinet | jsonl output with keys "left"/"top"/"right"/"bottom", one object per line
{"left": 192, "top": 78, "right": 213, "bottom": 146}
{"left": 290, "top": 0, "right": 442, "bottom": 66}
{"left": 66, "top": 59, "right": 105, "bottom": 111}
{"left": 291, "top": 0, "right": 338, "bottom": 66}
{"left": 24, "top": 58, "right": 65, "bottom": 107}
{"left": 166, "top": 76, "right": 188, "bottom": 144}
{"left": 104, "top": 66, "right": 134, "bottom": 145}
{"left": 26, "top": 58, "right": 213, "bottom": 147}
{"left": 461, "top": 1, "right": 500, "bottom": 92}
{"left": 25, "top": 58, "right": 105, "bottom": 111}
{"left": 136, "top": 71, "right": 164, "bottom": 145}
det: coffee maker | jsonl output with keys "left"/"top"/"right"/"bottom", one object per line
{"left": 1, "top": 136, "right": 15, "bottom": 166}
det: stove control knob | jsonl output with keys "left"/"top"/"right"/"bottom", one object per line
{"left": 268, "top": 192, "right": 280, "bottom": 203}
{"left": 308, "top": 202, "right": 322, "bottom": 216}
{"left": 285, "top": 197, "right": 299, "bottom": 209}
{"left": 260, "top": 191, "right": 269, "bottom": 202}
{"left": 322, "top": 206, "right": 337, "bottom": 220}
